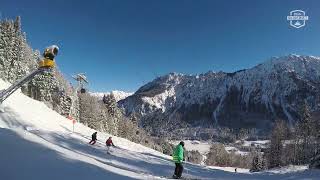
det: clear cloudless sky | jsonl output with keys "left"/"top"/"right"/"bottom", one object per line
{"left": 1, "top": 0, "right": 320, "bottom": 92}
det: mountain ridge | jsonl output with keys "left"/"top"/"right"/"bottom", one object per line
{"left": 90, "top": 91, "right": 133, "bottom": 102}
{"left": 119, "top": 55, "right": 320, "bottom": 138}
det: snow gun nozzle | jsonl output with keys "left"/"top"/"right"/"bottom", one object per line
{"left": 39, "top": 45, "right": 59, "bottom": 69}
{"left": 43, "top": 45, "right": 59, "bottom": 60}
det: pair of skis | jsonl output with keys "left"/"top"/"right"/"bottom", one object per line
{"left": 162, "top": 176, "right": 200, "bottom": 180}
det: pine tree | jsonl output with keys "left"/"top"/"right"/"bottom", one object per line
{"left": 267, "top": 120, "right": 288, "bottom": 168}
{"left": 78, "top": 93, "right": 107, "bottom": 131}
{"left": 0, "top": 17, "right": 37, "bottom": 83}
{"left": 294, "top": 100, "right": 319, "bottom": 164}
{"left": 1, "top": 19, "right": 16, "bottom": 82}
{"left": 250, "top": 152, "right": 265, "bottom": 172}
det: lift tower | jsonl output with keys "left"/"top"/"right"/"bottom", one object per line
{"left": 72, "top": 73, "right": 88, "bottom": 93}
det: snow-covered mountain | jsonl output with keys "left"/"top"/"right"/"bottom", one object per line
{"left": 91, "top": 91, "right": 133, "bottom": 102}
{"left": 0, "top": 79, "right": 319, "bottom": 179}
{"left": 119, "top": 55, "right": 320, "bottom": 137}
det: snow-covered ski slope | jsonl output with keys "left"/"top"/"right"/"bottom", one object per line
{"left": 0, "top": 79, "right": 319, "bottom": 180}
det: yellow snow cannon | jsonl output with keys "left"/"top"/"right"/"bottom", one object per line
{"left": 38, "top": 45, "right": 59, "bottom": 69}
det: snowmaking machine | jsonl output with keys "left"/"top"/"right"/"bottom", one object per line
{"left": 0, "top": 45, "right": 59, "bottom": 104}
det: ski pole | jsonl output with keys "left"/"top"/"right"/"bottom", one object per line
{"left": 185, "top": 160, "right": 188, "bottom": 177}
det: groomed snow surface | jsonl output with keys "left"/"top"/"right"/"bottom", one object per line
{"left": 0, "top": 79, "right": 319, "bottom": 180}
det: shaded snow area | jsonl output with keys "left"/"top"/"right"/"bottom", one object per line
{"left": 0, "top": 79, "right": 319, "bottom": 179}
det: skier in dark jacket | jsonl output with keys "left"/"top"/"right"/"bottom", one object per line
{"left": 172, "top": 141, "right": 185, "bottom": 179}
{"left": 106, "top": 137, "right": 115, "bottom": 153}
{"left": 89, "top": 132, "right": 97, "bottom": 145}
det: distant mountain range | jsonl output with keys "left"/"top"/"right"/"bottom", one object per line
{"left": 91, "top": 91, "right": 133, "bottom": 102}
{"left": 119, "top": 55, "right": 320, "bottom": 138}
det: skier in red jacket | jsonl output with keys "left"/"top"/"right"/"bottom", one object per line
{"left": 106, "top": 137, "right": 115, "bottom": 153}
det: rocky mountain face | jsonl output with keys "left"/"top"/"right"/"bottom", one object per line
{"left": 119, "top": 55, "right": 320, "bottom": 138}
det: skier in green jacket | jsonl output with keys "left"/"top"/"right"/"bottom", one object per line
{"left": 172, "top": 141, "right": 185, "bottom": 179}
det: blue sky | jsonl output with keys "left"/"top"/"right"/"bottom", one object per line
{"left": 1, "top": 0, "right": 320, "bottom": 92}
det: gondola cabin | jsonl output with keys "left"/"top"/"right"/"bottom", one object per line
{"left": 80, "top": 88, "right": 86, "bottom": 94}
